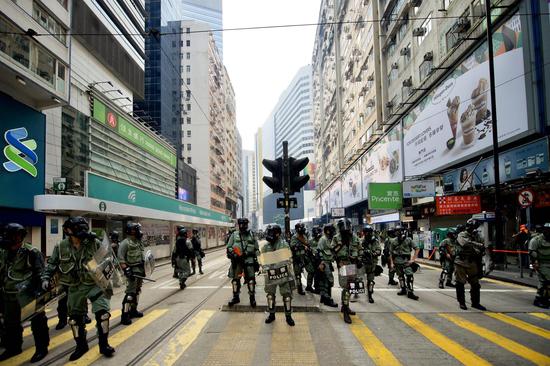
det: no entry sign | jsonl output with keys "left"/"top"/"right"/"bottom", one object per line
{"left": 518, "top": 189, "right": 534, "bottom": 208}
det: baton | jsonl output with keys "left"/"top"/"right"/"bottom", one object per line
{"left": 131, "top": 274, "right": 156, "bottom": 282}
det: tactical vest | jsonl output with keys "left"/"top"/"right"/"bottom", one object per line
{"left": 0, "top": 244, "right": 38, "bottom": 293}
{"left": 535, "top": 237, "right": 550, "bottom": 262}
{"left": 55, "top": 238, "right": 97, "bottom": 286}
{"left": 391, "top": 237, "right": 414, "bottom": 256}
{"left": 457, "top": 232, "right": 480, "bottom": 259}
{"left": 121, "top": 238, "right": 144, "bottom": 266}
{"left": 230, "top": 231, "right": 257, "bottom": 263}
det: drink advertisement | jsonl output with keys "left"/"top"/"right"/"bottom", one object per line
{"left": 341, "top": 161, "right": 363, "bottom": 207}
{"left": 361, "top": 124, "right": 402, "bottom": 196}
{"left": 403, "top": 14, "right": 527, "bottom": 177}
{"left": 329, "top": 180, "right": 342, "bottom": 210}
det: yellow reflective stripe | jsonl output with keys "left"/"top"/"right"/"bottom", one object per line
{"left": 485, "top": 312, "right": 550, "bottom": 340}
{"left": 349, "top": 315, "right": 402, "bottom": 366}
{"left": 66, "top": 309, "right": 168, "bottom": 366}
{"left": 396, "top": 313, "right": 491, "bottom": 366}
{"left": 441, "top": 314, "right": 550, "bottom": 366}
{"left": 142, "top": 310, "right": 215, "bottom": 366}
{"left": 529, "top": 312, "right": 550, "bottom": 321}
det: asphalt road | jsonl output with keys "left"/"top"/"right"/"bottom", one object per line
{"left": 7, "top": 248, "right": 550, "bottom": 366}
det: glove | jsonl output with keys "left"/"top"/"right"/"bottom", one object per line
{"left": 41, "top": 280, "right": 50, "bottom": 292}
{"left": 124, "top": 267, "right": 134, "bottom": 278}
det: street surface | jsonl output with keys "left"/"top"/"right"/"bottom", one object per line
{"left": 7, "top": 248, "right": 550, "bottom": 366}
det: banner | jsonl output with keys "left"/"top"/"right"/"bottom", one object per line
{"left": 328, "top": 181, "right": 342, "bottom": 210}
{"left": 342, "top": 161, "right": 363, "bottom": 207}
{"left": 368, "top": 183, "right": 403, "bottom": 210}
{"left": 436, "top": 195, "right": 481, "bottom": 216}
{"left": 403, "top": 180, "right": 436, "bottom": 198}
{"left": 403, "top": 15, "right": 527, "bottom": 176}
{"left": 361, "top": 125, "right": 402, "bottom": 196}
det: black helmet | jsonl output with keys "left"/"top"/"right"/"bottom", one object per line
{"left": 295, "top": 223, "right": 306, "bottom": 235}
{"left": 455, "top": 224, "right": 465, "bottom": 233}
{"left": 3, "top": 223, "right": 27, "bottom": 244}
{"left": 109, "top": 231, "right": 120, "bottom": 242}
{"left": 237, "top": 218, "right": 249, "bottom": 232}
{"left": 178, "top": 227, "right": 188, "bottom": 238}
{"left": 447, "top": 229, "right": 456, "bottom": 238}
{"left": 265, "top": 224, "right": 282, "bottom": 243}
{"left": 362, "top": 225, "right": 374, "bottom": 234}
{"left": 337, "top": 219, "right": 352, "bottom": 232}
{"left": 63, "top": 217, "right": 90, "bottom": 240}
{"left": 465, "top": 218, "right": 480, "bottom": 232}
{"left": 387, "top": 228, "right": 396, "bottom": 238}
{"left": 311, "top": 226, "right": 322, "bottom": 238}
{"left": 176, "top": 225, "right": 186, "bottom": 232}
{"left": 323, "top": 223, "right": 336, "bottom": 238}
{"left": 125, "top": 222, "right": 143, "bottom": 239}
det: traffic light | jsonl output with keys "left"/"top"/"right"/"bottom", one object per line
{"left": 288, "top": 157, "right": 310, "bottom": 194}
{"left": 262, "top": 158, "right": 283, "bottom": 193}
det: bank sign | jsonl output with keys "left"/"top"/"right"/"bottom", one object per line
{"left": 368, "top": 183, "right": 403, "bottom": 210}
{"left": 0, "top": 94, "right": 45, "bottom": 209}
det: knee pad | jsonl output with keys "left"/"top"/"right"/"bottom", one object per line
{"left": 266, "top": 293, "right": 275, "bottom": 310}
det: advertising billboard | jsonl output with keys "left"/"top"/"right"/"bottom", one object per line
{"left": 361, "top": 124, "right": 402, "bottom": 196}
{"left": 403, "top": 14, "right": 528, "bottom": 176}
{"left": 341, "top": 161, "right": 363, "bottom": 207}
{"left": 328, "top": 180, "right": 342, "bottom": 210}
{"left": 368, "top": 183, "right": 403, "bottom": 210}
{"left": 403, "top": 180, "right": 436, "bottom": 198}
{"left": 0, "top": 94, "right": 45, "bottom": 209}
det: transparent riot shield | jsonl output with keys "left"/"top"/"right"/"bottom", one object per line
{"left": 16, "top": 280, "right": 65, "bottom": 323}
{"left": 143, "top": 249, "right": 155, "bottom": 277}
{"left": 259, "top": 247, "right": 296, "bottom": 288}
{"left": 84, "top": 233, "right": 116, "bottom": 296}
{"left": 338, "top": 264, "right": 364, "bottom": 293}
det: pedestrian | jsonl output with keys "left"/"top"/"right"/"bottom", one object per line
{"left": 290, "top": 223, "right": 308, "bottom": 295}
{"left": 528, "top": 223, "right": 550, "bottom": 308}
{"left": 332, "top": 219, "right": 361, "bottom": 324}
{"left": 262, "top": 224, "right": 295, "bottom": 326}
{"left": 42, "top": 217, "right": 114, "bottom": 361}
{"left": 360, "top": 225, "right": 382, "bottom": 304}
{"left": 438, "top": 229, "right": 457, "bottom": 289}
{"left": 454, "top": 219, "right": 487, "bottom": 311}
{"left": 317, "top": 224, "right": 338, "bottom": 307}
{"left": 389, "top": 225, "right": 419, "bottom": 300}
{"left": 172, "top": 227, "right": 192, "bottom": 290}
{"left": 191, "top": 229, "right": 204, "bottom": 274}
{"left": 226, "top": 218, "right": 260, "bottom": 307}
{"left": 118, "top": 222, "right": 145, "bottom": 325}
{"left": 0, "top": 223, "right": 49, "bottom": 362}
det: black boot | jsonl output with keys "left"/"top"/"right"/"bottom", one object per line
{"left": 56, "top": 318, "right": 67, "bottom": 330}
{"left": 283, "top": 297, "right": 295, "bottom": 326}
{"left": 388, "top": 271, "right": 398, "bottom": 285}
{"left": 68, "top": 319, "right": 89, "bottom": 361}
{"left": 305, "top": 285, "right": 314, "bottom": 293}
{"left": 30, "top": 313, "right": 49, "bottom": 363}
{"left": 470, "top": 284, "right": 486, "bottom": 311}
{"left": 397, "top": 277, "right": 407, "bottom": 295}
{"left": 121, "top": 294, "right": 133, "bottom": 325}
{"left": 533, "top": 297, "right": 550, "bottom": 309}
{"left": 199, "top": 264, "right": 204, "bottom": 275}
{"left": 406, "top": 276, "right": 419, "bottom": 301}
{"left": 191, "top": 262, "right": 196, "bottom": 275}
{"left": 265, "top": 313, "right": 276, "bottom": 324}
{"left": 228, "top": 293, "right": 240, "bottom": 306}
{"left": 341, "top": 306, "right": 352, "bottom": 324}
{"left": 249, "top": 294, "right": 256, "bottom": 308}
{"left": 456, "top": 283, "right": 467, "bottom": 310}
{"left": 96, "top": 311, "right": 115, "bottom": 357}
{"left": 439, "top": 277, "right": 445, "bottom": 289}
{"left": 130, "top": 305, "right": 144, "bottom": 318}
{"left": 340, "top": 306, "right": 356, "bottom": 315}
{"left": 180, "top": 279, "right": 187, "bottom": 290}
{"left": 247, "top": 280, "right": 256, "bottom": 307}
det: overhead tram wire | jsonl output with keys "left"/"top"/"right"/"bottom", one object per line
{"left": 1, "top": 11, "right": 549, "bottom": 37}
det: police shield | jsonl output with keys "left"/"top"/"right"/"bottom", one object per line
{"left": 259, "top": 247, "right": 296, "bottom": 288}
{"left": 84, "top": 233, "right": 116, "bottom": 296}
{"left": 16, "top": 280, "right": 65, "bottom": 323}
{"left": 337, "top": 264, "right": 357, "bottom": 290}
{"left": 143, "top": 249, "right": 156, "bottom": 277}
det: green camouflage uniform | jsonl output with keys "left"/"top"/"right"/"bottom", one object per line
{"left": 383, "top": 236, "right": 397, "bottom": 282}
{"left": 454, "top": 232, "right": 484, "bottom": 286}
{"left": 227, "top": 230, "right": 259, "bottom": 297}
{"left": 262, "top": 237, "right": 292, "bottom": 315}
{"left": 118, "top": 237, "right": 145, "bottom": 295}
{"left": 289, "top": 234, "right": 308, "bottom": 292}
{"left": 317, "top": 235, "right": 335, "bottom": 299}
{"left": 390, "top": 236, "right": 418, "bottom": 297}
{"left": 439, "top": 237, "right": 456, "bottom": 286}
{"left": 0, "top": 243, "right": 49, "bottom": 355}
{"left": 331, "top": 232, "right": 361, "bottom": 307}
{"left": 528, "top": 234, "right": 550, "bottom": 307}
{"left": 361, "top": 236, "right": 381, "bottom": 299}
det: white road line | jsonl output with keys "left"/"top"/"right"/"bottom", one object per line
{"left": 161, "top": 285, "right": 232, "bottom": 290}
{"left": 152, "top": 278, "right": 178, "bottom": 289}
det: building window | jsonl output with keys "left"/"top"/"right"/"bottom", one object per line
{"left": 416, "top": 12, "right": 432, "bottom": 46}
{"left": 172, "top": 41, "right": 176, "bottom": 47}
{"left": 187, "top": 143, "right": 191, "bottom": 151}
{"left": 187, "top": 130, "right": 191, "bottom": 137}
{"left": 186, "top": 65, "right": 190, "bottom": 73}
{"left": 187, "top": 157, "right": 192, "bottom": 164}
{"left": 180, "top": 41, "right": 183, "bottom": 47}
{"left": 186, "top": 78, "right": 191, "bottom": 85}
{"left": 387, "top": 68, "right": 398, "bottom": 86}
{"left": 446, "top": 28, "right": 460, "bottom": 52}
{"left": 186, "top": 52, "right": 190, "bottom": 59}
{"left": 419, "top": 59, "right": 433, "bottom": 81}
{"left": 186, "top": 40, "right": 191, "bottom": 47}
{"left": 186, "top": 90, "right": 191, "bottom": 100}
{"left": 187, "top": 104, "right": 191, "bottom": 111}
{"left": 186, "top": 27, "right": 191, "bottom": 33}
{"left": 186, "top": 117, "right": 191, "bottom": 124}
{"left": 33, "top": 2, "right": 67, "bottom": 45}
{"left": 472, "top": 0, "right": 486, "bottom": 18}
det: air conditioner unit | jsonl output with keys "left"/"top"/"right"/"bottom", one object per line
{"left": 454, "top": 17, "right": 471, "bottom": 33}
{"left": 391, "top": 62, "right": 399, "bottom": 69}
{"left": 410, "top": 0, "right": 422, "bottom": 7}
{"left": 412, "top": 27, "right": 426, "bottom": 37}
{"left": 423, "top": 51, "right": 433, "bottom": 61}
{"left": 402, "top": 77, "right": 412, "bottom": 87}
{"left": 400, "top": 47, "right": 410, "bottom": 56}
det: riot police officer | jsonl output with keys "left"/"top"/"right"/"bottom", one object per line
{"left": 226, "top": 218, "right": 259, "bottom": 307}
{"left": 191, "top": 229, "right": 204, "bottom": 275}
{"left": 290, "top": 223, "right": 308, "bottom": 295}
{"left": 109, "top": 231, "right": 122, "bottom": 288}
{"left": 309, "top": 226, "right": 323, "bottom": 293}
{"left": 262, "top": 224, "right": 295, "bottom": 326}
{"left": 332, "top": 219, "right": 361, "bottom": 324}
{"left": 42, "top": 217, "right": 114, "bottom": 361}
{"left": 383, "top": 228, "right": 398, "bottom": 285}
{"left": 172, "top": 227, "right": 192, "bottom": 290}
{"left": 0, "top": 223, "right": 49, "bottom": 362}
{"left": 390, "top": 225, "right": 419, "bottom": 301}
{"left": 361, "top": 225, "right": 382, "bottom": 304}
{"left": 317, "top": 224, "right": 338, "bottom": 307}
{"left": 119, "top": 222, "right": 145, "bottom": 325}
{"left": 439, "top": 229, "right": 457, "bottom": 289}
{"left": 528, "top": 223, "right": 550, "bottom": 308}
{"left": 455, "top": 219, "right": 486, "bottom": 311}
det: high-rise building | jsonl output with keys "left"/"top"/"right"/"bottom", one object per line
{"left": 242, "top": 149, "right": 257, "bottom": 227}
{"left": 181, "top": 0, "right": 223, "bottom": 59}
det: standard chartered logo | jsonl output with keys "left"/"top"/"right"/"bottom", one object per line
{"left": 2, "top": 127, "right": 38, "bottom": 177}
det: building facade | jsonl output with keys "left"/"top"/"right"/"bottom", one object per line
{"left": 181, "top": 0, "right": 223, "bottom": 59}
{"left": 242, "top": 149, "right": 257, "bottom": 226}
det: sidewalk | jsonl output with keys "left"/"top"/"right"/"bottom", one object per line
{"left": 417, "top": 258, "right": 539, "bottom": 288}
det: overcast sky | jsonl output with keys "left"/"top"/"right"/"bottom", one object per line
{"left": 223, "top": 0, "right": 322, "bottom": 151}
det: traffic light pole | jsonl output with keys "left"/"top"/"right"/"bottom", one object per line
{"left": 283, "top": 141, "right": 291, "bottom": 241}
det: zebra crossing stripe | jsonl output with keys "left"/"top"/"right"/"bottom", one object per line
{"left": 396, "top": 313, "right": 491, "bottom": 366}
{"left": 349, "top": 315, "right": 402, "bottom": 366}
{"left": 485, "top": 312, "right": 550, "bottom": 340}
{"left": 529, "top": 312, "right": 550, "bottom": 321}
{"left": 440, "top": 313, "right": 550, "bottom": 366}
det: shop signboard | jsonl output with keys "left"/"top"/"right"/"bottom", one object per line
{"left": 331, "top": 207, "right": 345, "bottom": 217}
{"left": 535, "top": 191, "right": 550, "bottom": 208}
{"left": 368, "top": 183, "right": 403, "bottom": 210}
{"left": 0, "top": 94, "right": 45, "bottom": 209}
{"left": 403, "top": 15, "right": 528, "bottom": 177}
{"left": 92, "top": 98, "right": 177, "bottom": 168}
{"left": 341, "top": 161, "right": 363, "bottom": 207}
{"left": 403, "top": 180, "right": 436, "bottom": 198}
{"left": 328, "top": 181, "right": 342, "bottom": 210}
{"left": 435, "top": 195, "right": 481, "bottom": 216}
{"left": 442, "top": 137, "right": 549, "bottom": 193}
{"left": 361, "top": 125, "right": 402, "bottom": 196}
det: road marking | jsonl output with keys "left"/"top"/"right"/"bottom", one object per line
{"left": 270, "top": 313, "right": 319, "bottom": 365}
{"left": 349, "top": 315, "right": 402, "bottom": 366}
{"left": 480, "top": 277, "right": 530, "bottom": 289}
{"left": 4, "top": 310, "right": 122, "bottom": 366}
{"left": 208, "top": 269, "right": 225, "bottom": 279}
{"left": 160, "top": 285, "right": 232, "bottom": 290}
{"left": 142, "top": 310, "right": 215, "bottom": 366}
{"left": 65, "top": 309, "right": 168, "bottom": 366}
{"left": 529, "top": 312, "right": 550, "bottom": 321}
{"left": 485, "top": 313, "right": 550, "bottom": 340}
{"left": 396, "top": 313, "right": 490, "bottom": 366}
{"left": 152, "top": 278, "right": 178, "bottom": 289}
{"left": 440, "top": 313, "right": 550, "bottom": 366}
{"left": 23, "top": 317, "right": 58, "bottom": 338}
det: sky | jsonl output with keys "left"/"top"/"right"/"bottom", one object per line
{"left": 223, "top": 0, "right": 322, "bottom": 151}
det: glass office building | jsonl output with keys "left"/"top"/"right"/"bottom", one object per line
{"left": 181, "top": 0, "right": 223, "bottom": 59}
